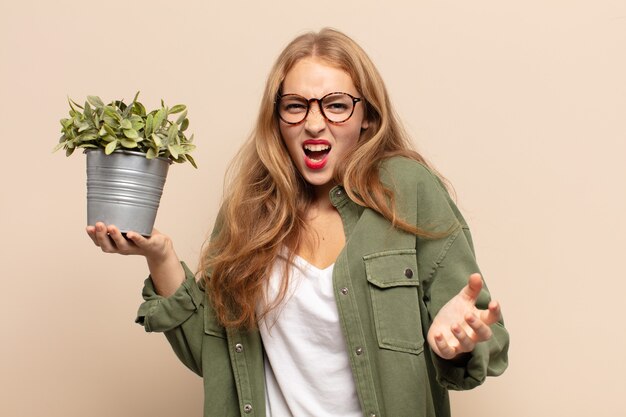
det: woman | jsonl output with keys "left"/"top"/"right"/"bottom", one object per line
{"left": 87, "top": 28, "right": 509, "bottom": 417}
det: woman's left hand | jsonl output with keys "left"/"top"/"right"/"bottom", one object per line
{"left": 427, "top": 273, "right": 502, "bottom": 360}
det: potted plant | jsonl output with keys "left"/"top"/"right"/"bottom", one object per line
{"left": 54, "top": 92, "right": 196, "bottom": 236}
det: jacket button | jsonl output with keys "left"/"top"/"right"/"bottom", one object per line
{"left": 243, "top": 404, "right": 253, "bottom": 413}
{"left": 335, "top": 188, "right": 343, "bottom": 196}
{"left": 404, "top": 268, "right": 414, "bottom": 278}
{"left": 355, "top": 347, "right": 364, "bottom": 355}
{"left": 340, "top": 287, "right": 349, "bottom": 295}
{"left": 370, "top": 414, "right": 377, "bottom": 417}
{"left": 235, "top": 343, "right": 243, "bottom": 353}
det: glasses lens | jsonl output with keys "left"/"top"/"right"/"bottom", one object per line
{"left": 278, "top": 95, "right": 308, "bottom": 124}
{"left": 321, "top": 93, "right": 354, "bottom": 123}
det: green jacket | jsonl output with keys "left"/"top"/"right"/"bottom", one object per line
{"left": 136, "top": 157, "right": 509, "bottom": 417}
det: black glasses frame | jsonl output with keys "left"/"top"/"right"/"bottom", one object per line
{"left": 276, "top": 92, "right": 362, "bottom": 125}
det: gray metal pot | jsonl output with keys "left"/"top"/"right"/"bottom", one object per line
{"left": 86, "top": 149, "right": 171, "bottom": 236}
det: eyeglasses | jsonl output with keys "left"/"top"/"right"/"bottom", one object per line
{"left": 276, "top": 92, "right": 362, "bottom": 125}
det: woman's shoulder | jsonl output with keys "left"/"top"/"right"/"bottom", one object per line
{"left": 379, "top": 156, "right": 445, "bottom": 192}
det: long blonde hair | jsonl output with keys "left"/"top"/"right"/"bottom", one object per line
{"left": 200, "top": 28, "right": 445, "bottom": 329}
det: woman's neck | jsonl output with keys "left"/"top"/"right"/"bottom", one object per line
{"left": 311, "top": 182, "right": 337, "bottom": 212}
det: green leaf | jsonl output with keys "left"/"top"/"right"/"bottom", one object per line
{"left": 87, "top": 95, "right": 105, "bottom": 108}
{"left": 145, "top": 114, "right": 153, "bottom": 137}
{"left": 134, "top": 101, "right": 146, "bottom": 117}
{"left": 104, "top": 124, "right": 117, "bottom": 137}
{"left": 105, "top": 140, "right": 118, "bottom": 155}
{"left": 176, "top": 109, "right": 187, "bottom": 125}
{"left": 180, "top": 118, "right": 189, "bottom": 131}
{"left": 103, "top": 135, "right": 117, "bottom": 142}
{"left": 168, "top": 123, "right": 178, "bottom": 144}
{"left": 129, "top": 115, "right": 144, "bottom": 131}
{"left": 79, "top": 132, "right": 98, "bottom": 141}
{"left": 120, "top": 138, "right": 138, "bottom": 148}
{"left": 84, "top": 102, "right": 93, "bottom": 118}
{"left": 66, "top": 147, "right": 76, "bottom": 157}
{"left": 123, "top": 128, "right": 138, "bottom": 139}
{"left": 78, "top": 122, "right": 90, "bottom": 132}
{"left": 146, "top": 148, "right": 157, "bottom": 159}
{"left": 167, "top": 143, "right": 179, "bottom": 159}
{"left": 182, "top": 143, "right": 196, "bottom": 152}
{"left": 151, "top": 133, "right": 162, "bottom": 147}
{"left": 61, "top": 118, "right": 73, "bottom": 129}
{"left": 52, "top": 141, "right": 66, "bottom": 152}
{"left": 169, "top": 104, "right": 186, "bottom": 114}
{"left": 103, "top": 116, "right": 119, "bottom": 128}
{"left": 69, "top": 98, "right": 84, "bottom": 110}
{"left": 153, "top": 109, "right": 165, "bottom": 130}
{"left": 98, "top": 126, "right": 107, "bottom": 136}
{"left": 120, "top": 119, "right": 132, "bottom": 130}
{"left": 104, "top": 106, "right": 121, "bottom": 121}
{"left": 185, "top": 154, "right": 198, "bottom": 168}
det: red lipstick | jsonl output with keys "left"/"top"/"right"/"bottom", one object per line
{"left": 302, "top": 139, "right": 331, "bottom": 170}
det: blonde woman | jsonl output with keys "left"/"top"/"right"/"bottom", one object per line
{"left": 87, "top": 28, "right": 509, "bottom": 417}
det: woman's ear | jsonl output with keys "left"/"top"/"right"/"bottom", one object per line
{"left": 361, "top": 118, "right": 369, "bottom": 130}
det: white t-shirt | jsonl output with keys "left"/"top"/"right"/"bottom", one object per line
{"left": 258, "top": 254, "right": 362, "bottom": 417}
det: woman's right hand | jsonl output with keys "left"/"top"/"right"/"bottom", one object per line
{"left": 86, "top": 222, "right": 186, "bottom": 297}
{"left": 86, "top": 222, "right": 171, "bottom": 260}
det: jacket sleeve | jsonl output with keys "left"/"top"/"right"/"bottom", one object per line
{"left": 135, "top": 262, "right": 207, "bottom": 376}
{"left": 414, "top": 164, "right": 509, "bottom": 390}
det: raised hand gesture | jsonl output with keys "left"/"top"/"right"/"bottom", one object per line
{"left": 427, "top": 273, "right": 502, "bottom": 360}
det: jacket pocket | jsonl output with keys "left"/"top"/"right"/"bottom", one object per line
{"left": 364, "top": 249, "right": 424, "bottom": 355}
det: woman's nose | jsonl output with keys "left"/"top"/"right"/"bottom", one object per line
{"left": 304, "top": 103, "right": 326, "bottom": 133}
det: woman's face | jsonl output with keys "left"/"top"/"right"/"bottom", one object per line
{"left": 279, "top": 57, "right": 368, "bottom": 194}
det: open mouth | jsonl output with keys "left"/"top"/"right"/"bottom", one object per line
{"left": 302, "top": 140, "right": 331, "bottom": 170}
{"left": 303, "top": 143, "right": 331, "bottom": 162}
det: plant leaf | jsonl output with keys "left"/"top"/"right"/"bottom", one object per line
{"left": 146, "top": 148, "right": 157, "bottom": 159}
{"left": 120, "top": 138, "right": 138, "bottom": 148}
{"left": 167, "top": 123, "right": 178, "bottom": 144}
{"left": 180, "top": 118, "right": 189, "bottom": 131}
{"left": 87, "top": 95, "right": 105, "bottom": 108}
{"left": 84, "top": 102, "right": 93, "bottom": 118}
{"left": 176, "top": 109, "right": 187, "bottom": 125}
{"left": 129, "top": 115, "right": 144, "bottom": 131}
{"left": 105, "top": 140, "right": 118, "bottom": 154}
{"left": 167, "top": 144, "right": 179, "bottom": 159}
{"left": 153, "top": 109, "right": 165, "bottom": 131}
{"left": 145, "top": 114, "right": 153, "bottom": 137}
{"left": 104, "top": 124, "right": 117, "bottom": 137}
{"left": 79, "top": 132, "right": 98, "bottom": 141}
{"left": 123, "top": 128, "right": 138, "bottom": 139}
{"left": 185, "top": 154, "right": 198, "bottom": 168}
{"left": 104, "top": 106, "right": 121, "bottom": 121}
{"left": 169, "top": 104, "right": 186, "bottom": 114}
{"left": 69, "top": 98, "right": 84, "bottom": 110}
{"left": 52, "top": 141, "right": 66, "bottom": 152}
{"left": 151, "top": 133, "right": 162, "bottom": 147}
{"left": 134, "top": 101, "right": 146, "bottom": 117}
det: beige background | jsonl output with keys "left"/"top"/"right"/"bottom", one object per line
{"left": 1, "top": 0, "right": 625, "bottom": 416}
